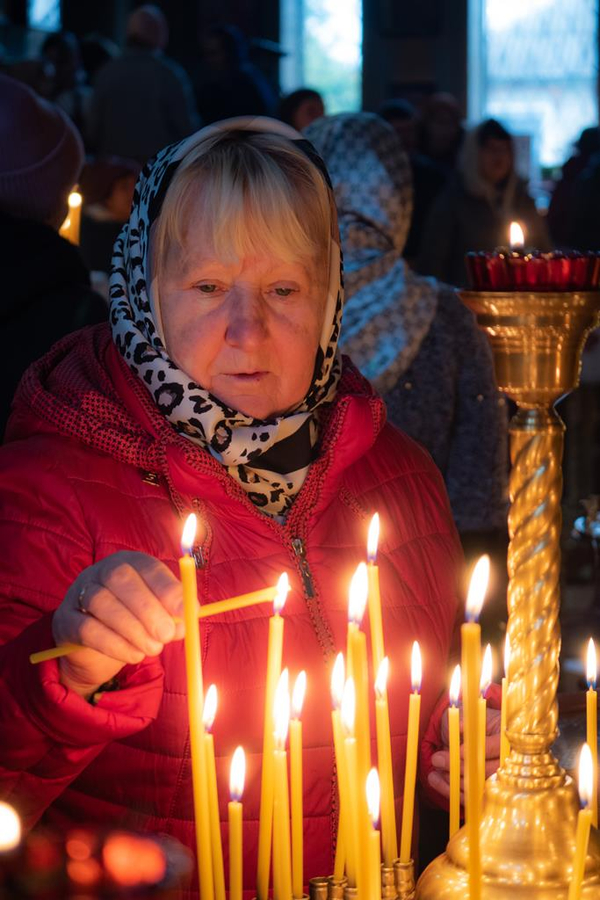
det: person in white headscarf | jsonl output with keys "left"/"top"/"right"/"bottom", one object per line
{"left": 305, "top": 112, "right": 508, "bottom": 538}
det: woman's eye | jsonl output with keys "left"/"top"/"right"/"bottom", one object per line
{"left": 196, "top": 284, "right": 218, "bottom": 294}
{"left": 274, "top": 287, "right": 294, "bottom": 297}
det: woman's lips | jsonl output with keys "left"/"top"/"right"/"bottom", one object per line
{"left": 224, "top": 372, "right": 268, "bottom": 382}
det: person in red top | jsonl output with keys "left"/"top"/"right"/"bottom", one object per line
{"left": 0, "top": 118, "right": 498, "bottom": 896}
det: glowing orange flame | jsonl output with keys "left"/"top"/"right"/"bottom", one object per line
{"left": 466, "top": 555, "right": 489, "bottom": 623}
{"left": 202, "top": 684, "right": 217, "bottom": 732}
{"left": 366, "top": 767, "right": 380, "bottom": 828}
{"left": 348, "top": 562, "right": 368, "bottom": 626}
{"left": 291, "top": 671, "right": 307, "bottom": 719}
{"left": 274, "top": 572, "right": 290, "bottom": 614}
{"left": 181, "top": 513, "right": 197, "bottom": 555}
{"left": 331, "top": 653, "right": 345, "bottom": 710}
{"left": 230, "top": 746, "right": 246, "bottom": 801}
{"left": 449, "top": 664, "right": 461, "bottom": 706}
{"left": 375, "top": 657, "right": 389, "bottom": 700}
{"left": 367, "top": 513, "right": 380, "bottom": 564}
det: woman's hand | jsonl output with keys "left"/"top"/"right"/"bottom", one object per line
{"left": 427, "top": 707, "right": 501, "bottom": 804}
{"left": 53, "top": 551, "right": 185, "bottom": 699}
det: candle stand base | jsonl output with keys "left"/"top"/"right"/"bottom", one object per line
{"left": 394, "top": 859, "right": 415, "bottom": 899}
{"left": 342, "top": 886, "right": 357, "bottom": 900}
{"left": 309, "top": 877, "right": 329, "bottom": 899}
{"left": 381, "top": 864, "right": 397, "bottom": 899}
{"left": 327, "top": 875, "right": 347, "bottom": 899}
{"left": 416, "top": 290, "right": 600, "bottom": 899}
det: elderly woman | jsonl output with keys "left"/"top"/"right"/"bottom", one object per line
{"left": 0, "top": 119, "right": 494, "bottom": 895}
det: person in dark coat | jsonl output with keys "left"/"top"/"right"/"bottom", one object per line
{"left": 0, "top": 74, "right": 106, "bottom": 434}
{"left": 547, "top": 126, "right": 600, "bottom": 247}
{"left": 416, "top": 119, "right": 550, "bottom": 287}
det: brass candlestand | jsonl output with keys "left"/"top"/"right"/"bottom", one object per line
{"left": 416, "top": 291, "right": 600, "bottom": 899}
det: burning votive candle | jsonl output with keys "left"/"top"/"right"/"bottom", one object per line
{"left": 272, "top": 670, "right": 293, "bottom": 900}
{"left": 478, "top": 645, "right": 493, "bottom": 803}
{"left": 399, "top": 641, "right": 422, "bottom": 864}
{"left": 462, "top": 555, "right": 489, "bottom": 900}
{"left": 500, "top": 636, "right": 510, "bottom": 768}
{"left": 290, "top": 671, "right": 307, "bottom": 899}
{"left": 568, "top": 743, "right": 594, "bottom": 900}
{"left": 367, "top": 513, "right": 385, "bottom": 674}
{"left": 257, "top": 573, "right": 289, "bottom": 900}
{"left": 448, "top": 665, "right": 461, "bottom": 839}
{"left": 0, "top": 801, "right": 21, "bottom": 852}
{"left": 366, "top": 769, "right": 382, "bottom": 900}
{"left": 203, "top": 685, "right": 225, "bottom": 900}
{"left": 374, "top": 657, "right": 398, "bottom": 867}
{"left": 229, "top": 747, "right": 245, "bottom": 900}
{"left": 586, "top": 638, "right": 598, "bottom": 828}
{"left": 331, "top": 654, "right": 352, "bottom": 883}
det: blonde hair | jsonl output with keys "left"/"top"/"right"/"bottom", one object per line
{"left": 152, "top": 129, "right": 333, "bottom": 278}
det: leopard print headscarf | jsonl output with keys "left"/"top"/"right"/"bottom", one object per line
{"left": 109, "top": 117, "right": 343, "bottom": 517}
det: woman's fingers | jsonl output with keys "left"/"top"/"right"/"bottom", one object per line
{"left": 81, "top": 583, "right": 165, "bottom": 657}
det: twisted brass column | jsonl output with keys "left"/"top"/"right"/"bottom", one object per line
{"left": 416, "top": 291, "right": 600, "bottom": 899}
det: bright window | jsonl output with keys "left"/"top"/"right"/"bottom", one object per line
{"left": 280, "top": 0, "right": 363, "bottom": 113}
{"left": 28, "top": 0, "right": 61, "bottom": 30}
{"left": 469, "top": 0, "right": 599, "bottom": 172}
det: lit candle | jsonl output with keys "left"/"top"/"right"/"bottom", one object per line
{"left": 60, "top": 190, "right": 83, "bottom": 244}
{"left": 586, "top": 638, "right": 598, "bottom": 828}
{"left": 331, "top": 654, "right": 352, "bottom": 883}
{"left": 272, "top": 669, "right": 293, "bottom": 900}
{"left": 374, "top": 657, "right": 398, "bottom": 866}
{"left": 229, "top": 746, "right": 245, "bottom": 900}
{"left": 203, "top": 685, "right": 225, "bottom": 900}
{"left": 500, "top": 636, "right": 510, "bottom": 768}
{"left": 462, "top": 555, "right": 489, "bottom": 900}
{"left": 341, "top": 678, "right": 366, "bottom": 897}
{"left": 509, "top": 221, "right": 525, "bottom": 248}
{"left": 568, "top": 743, "right": 593, "bottom": 900}
{"left": 367, "top": 513, "right": 385, "bottom": 674}
{"left": 366, "top": 768, "right": 382, "bottom": 900}
{"left": 290, "top": 671, "right": 307, "bottom": 899}
{"left": 0, "top": 801, "right": 21, "bottom": 852}
{"left": 478, "top": 644, "right": 493, "bottom": 803}
{"left": 399, "top": 641, "right": 422, "bottom": 864}
{"left": 346, "top": 563, "right": 372, "bottom": 883}
{"left": 257, "top": 573, "right": 290, "bottom": 900}
{"left": 180, "top": 513, "right": 214, "bottom": 900}
{"left": 449, "top": 664, "right": 461, "bottom": 839}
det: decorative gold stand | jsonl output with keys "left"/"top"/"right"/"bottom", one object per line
{"left": 416, "top": 291, "right": 600, "bottom": 899}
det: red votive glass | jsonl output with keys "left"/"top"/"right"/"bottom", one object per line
{"left": 465, "top": 248, "right": 600, "bottom": 291}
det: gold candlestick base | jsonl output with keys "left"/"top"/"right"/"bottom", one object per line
{"left": 416, "top": 290, "right": 600, "bottom": 898}
{"left": 394, "top": 859, "right": 416, "bottom": 899}
{"left": 327, "top": 875, "right": 347, "bottom": 899}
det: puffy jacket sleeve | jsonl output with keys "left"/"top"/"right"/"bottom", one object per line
{"left": 0, "top": 437, "right": 164, "bottom": 828}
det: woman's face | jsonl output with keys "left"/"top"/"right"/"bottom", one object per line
{"left": 158, "top": 204, "right": 326, "bottom": 420}
{"left": 479, "top": 138, "right": 513, "bottom": 186}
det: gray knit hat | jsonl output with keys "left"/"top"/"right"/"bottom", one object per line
{"left": 0, "top": 73, "right": 84, "bottom": 223}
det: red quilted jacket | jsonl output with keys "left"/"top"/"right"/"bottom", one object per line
{"left": 0, "top": 324, "right": 462, "bottom": 897}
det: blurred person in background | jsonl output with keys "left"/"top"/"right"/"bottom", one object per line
{"left": 416, "top": 118, "right": 550, "bottom": 287}
{"left": 379, "top": 99, "right": 446, "bottom": 263}
{"left": 0, "top": 75, "right": 106, "bottom": 435}
{"left": 419, "top": 92, "right": 464, "bottom": 176}
{"left": 278, "top": 88, "right": 325, "bottom": 132}
{"left": 548, "top": 126, "right": 600, "bottom": 248}
{"left": 40, "top": 31, "right": 91, "bottom": 138}
{"left": 88, "top": 5, "right": 198, "bottom": 164}
{"left": 79, "top": 156, "right": 141, "bottom": 276}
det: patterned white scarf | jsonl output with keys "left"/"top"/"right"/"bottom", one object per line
{"left": 109, "top": 117, "right": 343, "bottom": 517}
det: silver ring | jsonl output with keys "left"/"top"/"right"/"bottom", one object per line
{"left": 77, "top": 583, "right": 93, "bottom": 615}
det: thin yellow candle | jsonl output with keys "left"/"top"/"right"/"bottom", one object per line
{"left": 203, "top": 685, "right": 225, "bottom": 900}
{"left": 586, "top": 638, "right": 598, "bottom": 828}
{"left": 290, "top": 671, "right": 306, "bottom": 899}
{"left": 374, "top": 657, "right": 398, "bottom": 866}
{"left": 180, "top": 513, "right": 214, "bottom": 900}
{"left": 366, "top": 768, "right": 382, "bottom": 900}
{"left": 462, "top": 555, "right": 489, "bottom": 900}
{"left": 331, "top": 654, "right": 352, "bottom": 884}
{"left": 478, "top": 644, "right": 492, "bottom": 804}
{"left": 341, "top": 678, "right": 366, "bottom": 897}
{"left": 228, "top": 747, "right": 245, "bottom": 900}
{"left": 448, "top": 665, "right": 461, "bottom": 839}
{"left": 367, "top": 513, "right": 385, "bottom": 674}
{"left": 257, "top": 573, "right": 289, "bottom": 900}
{"left": 568, "top": 743, "right": 594, "bottom": 900}
{"left": 500, "top": 636, "right": 510, "bottom": 768}
{"left": 399, "top": 641, "right": 422, "bottom": 864}
{"left": 272, "top": 670, "right": 293, "bottom": 900}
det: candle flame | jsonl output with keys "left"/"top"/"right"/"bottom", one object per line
{"left": 292, "top": 670, "right": 307, "bottom": 719}
{"left": 579, "top": 742, "right": 593, "bottom": 809}
{"left": 375, "top": 656, "right": 389, "bottom": 700}
{"left": 348, "top": 562, "right": 368, "bottom": 626}
{"left": 340, "top": 678, "right": 356, "bottom": 737}
{"left": 449, "top": 664, "right": 461, "bottom": 706}
{"left": 366, "top": 767, "right": 381, "bottom": 828}
{"left": 274, "top": 572, "right": 290, "bottom": 614}
{"left": 411, "top": 641, "right": 422, "bottom": 693}
{"left": 587, "top": 638, "right": 597, "bottom": 689}
{"left": 0, "top": 801, "right": 20, "bottom": 852}
{"left": 181, "top": 513, "right": 197, "bottom": 555}
{"left": 202, "top": 684, "right": 217, "bottom": 732}
{"left": 230, "top": 746, "right": 246, "bottom": 801}
{"left": 480, "top": 644, "right": 493, "bottom": 697}
{"left": 465, "top": 555, "right": 490, "bottom": 622}
{"left": 509, "top": 221, "right": 524, "bottom": 248}
{"left": 367, "top": 513, "right": 380, "bottom": 564}
{"left": 331, "top": 653, "right": 345, "bottom": 710}
{"left": 273, "top": 668, "right": 290, "bottom": 748}
{"left": 68, "top": 190, "right": 82, "bottom": 209}
{"left": 504, "top": 635, "right": 511, "bottom": 680}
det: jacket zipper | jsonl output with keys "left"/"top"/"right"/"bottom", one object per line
{"left": 291, "top": 537, "right": 316, "bottom": 599}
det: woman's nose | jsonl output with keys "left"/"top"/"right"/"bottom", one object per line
{"left": 224, "top": 287, "right": 268, "bottom": 348}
